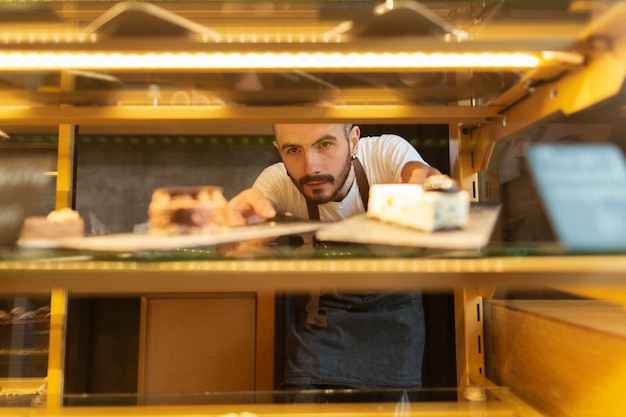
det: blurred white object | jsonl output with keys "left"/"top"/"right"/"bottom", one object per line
{"left": 88, "top": 211, "right": 110, "bottom": 234}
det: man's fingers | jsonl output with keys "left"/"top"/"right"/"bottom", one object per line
{"left": 226, "top": 188, "right": 276, "bottom": 226}
{"left": 251, "top": 199, "right": 277, "bottom": 220}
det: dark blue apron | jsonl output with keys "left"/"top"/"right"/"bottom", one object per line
{"left": 281, "top": 157, "right": 426, "bottom": 389}
{"left": 283, "top": 292, "right": 425, "bottom": 389}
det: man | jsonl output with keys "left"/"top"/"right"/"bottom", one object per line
{"left": 227, "top": 123, "right": 442, "bottom": 391}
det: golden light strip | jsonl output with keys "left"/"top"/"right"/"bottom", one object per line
{"left": 0, "top": 51, "right": 542, "bottom": 70}
{"left": 2, "top": 32, "right": 98, "bottom": 45}
{"left": 1, "top": 32, "right": 349, "bottom": 45}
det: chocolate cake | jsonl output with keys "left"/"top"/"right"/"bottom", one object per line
{"left": 148, "top": 186, "right": 229, "bottom": 235}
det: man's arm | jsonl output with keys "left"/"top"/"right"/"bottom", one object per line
{"left": 226, "top": 188, "right": 277, "bottom": 226}
{"left": 401, "top": 161, "right": 442, "bottom": 184}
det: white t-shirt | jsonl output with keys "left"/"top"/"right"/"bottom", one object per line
{"left": 253, "top": 134, "right": 427, "bottom": 221}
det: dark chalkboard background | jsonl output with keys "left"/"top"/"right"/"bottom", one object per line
{"left": 75, "top": 136, "right": 279, "bottom": 234}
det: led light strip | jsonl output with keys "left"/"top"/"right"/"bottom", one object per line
{"left": 0, "top": 51, "right": 543, "bottom": 70}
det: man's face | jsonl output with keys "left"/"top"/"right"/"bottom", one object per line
{"left": 273, "top": 124, "right": 359, "bottom": 204}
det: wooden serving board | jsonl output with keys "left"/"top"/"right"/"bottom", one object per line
{"left": 315, "top": 203, "right": 501, "bottom": 249}
{"left": 17, "top": 221, "right": 322, "bottom": 252}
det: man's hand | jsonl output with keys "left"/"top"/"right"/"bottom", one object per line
{"left": 226, "top": 188, "right": 277, "bottom": 226}
{"left": 402, "top": 161, "right": 442, "bottom": 184}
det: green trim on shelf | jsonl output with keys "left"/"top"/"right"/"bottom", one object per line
{"left": 7, "top": 135, "right": 449, "bottom": 148}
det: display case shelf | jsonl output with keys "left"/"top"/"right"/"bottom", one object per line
{"left": 1, "top": 253, "right": 626, "bottom": 296}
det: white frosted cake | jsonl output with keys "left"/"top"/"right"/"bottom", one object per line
{"left": 367, "top": 181, "right": 470, "bottom": 233}
{"left": 20, "top": 208, "right": 85, "bottom": 239}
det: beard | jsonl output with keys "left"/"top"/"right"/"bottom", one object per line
{"left": 296, "top": 155, "right": 353, "bottom": 204}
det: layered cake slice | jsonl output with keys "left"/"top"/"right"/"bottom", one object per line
{"left": 148, "top": 186, "right": 229, "bottom": 235}
{"left": 367, "top": 175, "right": 470, "bottom": 233}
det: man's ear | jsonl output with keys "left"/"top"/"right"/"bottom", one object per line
{"left": 272, "top": 140, "right": 280, "bottom": 152}
{"left": 349, "top": 125, "right": 360, "bottom": 154}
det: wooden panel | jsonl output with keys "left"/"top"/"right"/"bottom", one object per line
{"left": 139, "top": 295, "right": 256, "bottom": 393}
{"left": 254, "top": 292, "right": 275, "bottom": 391}
{"left": 484, "top": 299, "right": 626, "bottom": 417}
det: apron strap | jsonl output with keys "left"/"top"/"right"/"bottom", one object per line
{"left": 306, "top": 288, "right": 328, "bottom": 327}
{"left": 305, "top": 157, "right": 370, "bottom": 327}
{"left": 305, "top": 199, "right": 319, "bottom": 222}
{"left": 353, "top": 157, "right": 370, "bottom": 209}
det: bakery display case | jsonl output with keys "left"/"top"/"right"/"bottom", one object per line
{"left": 1, "top": 1, "right": 626, "bottom": 416}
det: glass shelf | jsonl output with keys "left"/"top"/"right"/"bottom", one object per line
{"left": 0, "top": 386, "right": 545, "bottom": 417}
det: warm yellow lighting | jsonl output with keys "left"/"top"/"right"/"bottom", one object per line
{"left": 0, "top": 51, "right": 542, "bottom": 70}
{"left": 1, "top": 32, "right": 98, "bottom": 44}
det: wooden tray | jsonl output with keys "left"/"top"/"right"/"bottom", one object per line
{"left": 315, "top": 203, "right": 501, "bottom": 249}
{"left": 17, "top": 221, "right": 322, "bottom": 252}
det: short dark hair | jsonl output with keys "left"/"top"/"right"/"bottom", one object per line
{"left": 344, "top": 124, "right": 353, "bottom": 140}
{"left": 272, "top": 124, "right": 353, "bottom": 141}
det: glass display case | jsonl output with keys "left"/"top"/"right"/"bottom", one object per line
{"left": 1, "top": 1, "right": 626, "bottom": 416}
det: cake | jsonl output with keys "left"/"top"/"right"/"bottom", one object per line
{"left": 367, "top": 176, "right": 470, "bottom": 233}
{"left": 148, "top": 186, "right": 229, "bottom": 235}
{"left": 20, "top": 208, "right": 85, "bottom": 239}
